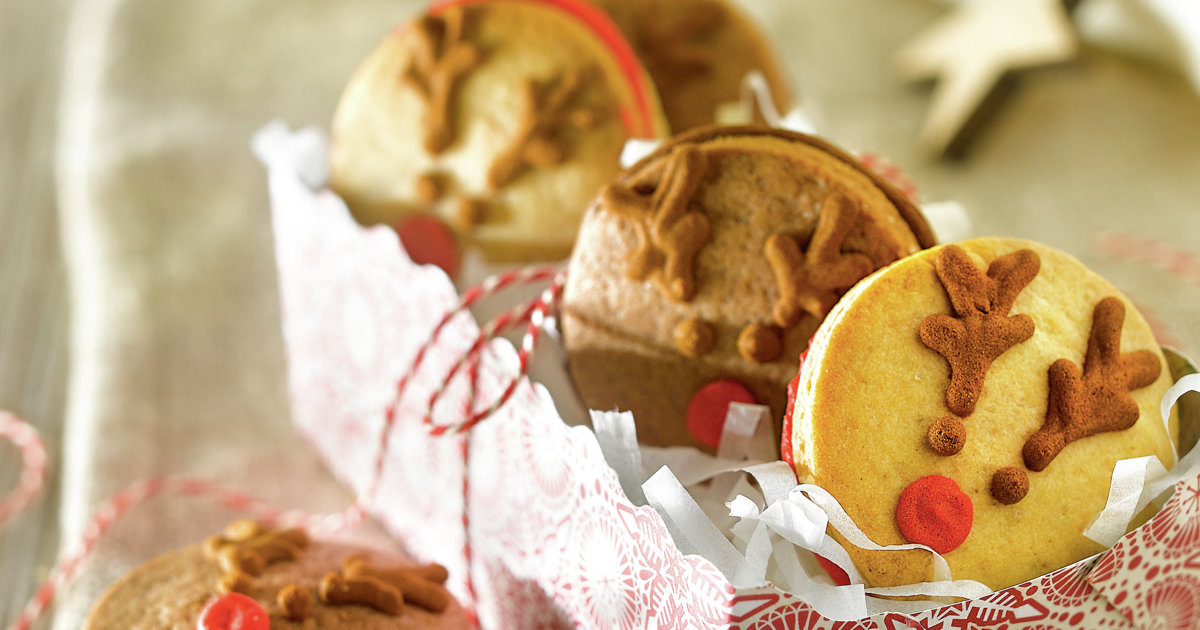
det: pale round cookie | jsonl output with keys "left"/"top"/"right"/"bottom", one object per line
{"left": 329, "top": 0, "right": 669, "bottom": 263}
{"left": 85, "top": 521, "right": 469, "bottom": 630}
{"left": 786, "top": 237, "right": 1179, "bottom": 590}
{"left": 562, "top": 126, "right": 935, "bottom": 452}
{"left": 588, "top": 0, "right": 793, "bottom": 131}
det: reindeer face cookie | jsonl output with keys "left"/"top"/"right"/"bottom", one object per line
{"left": 85, "top": 521, "right": 468, "bottom": 629}
{"left": 329, "top": 0, "right": 668, "bottom": 264}
{"left": 562, "top": 126, "right": 935, "bottom": 451}
{"left": 785, "top": 238, "right": 1178, "bottom": 590}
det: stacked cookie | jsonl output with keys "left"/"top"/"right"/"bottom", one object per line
{"left": 561, "top": 126, "right": 935, "bottom": 451}
{"left": 329, "top": 0, "right": 791, "bottom": 271}
{"left": 783, "top": 238, "right": 1178, "bottom": 589}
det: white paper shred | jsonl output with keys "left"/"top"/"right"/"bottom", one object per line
{"left": 615, "top": 403, "right": 993, "bottom": 620}
{"left": 921, "top": 200, "right": 973, "bottom": 243}
{"left": 599, "top": 380, "right": 1200, "bottom": 621}
{"left": 619, "top": 138, "right": 661, "bottom": 168}
{"left": 1084, "top": 373, "right": 1200, "bottom": 546}
{"left": 643, "top": 466, "right": 759, "bottom": 586}
{"left": 590, "top": 410, "right": 646, "bottom": 505}
{"left": 251, "top": 120, "right": 329, "bottom": 191}
{"left": 1084, "top": 455, "right": 1169, "bottom": 546}
{"left": 712, "top": 70, "right": 819, "bottom": 134}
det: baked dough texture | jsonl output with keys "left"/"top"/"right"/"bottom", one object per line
{"left": 563, "top": 125, "right": 934, "bottom": 451}
{"left": 787, "top": 237, "right": 1178, "bottom": 590}
{"left": 329, "top": 0, "right": 668, "bottom": 262}
{"left": 586, "top": 0, "right": 793, "bottom": 131}
{"left": 85, "top": 534, "right": 468, "bottom": 630}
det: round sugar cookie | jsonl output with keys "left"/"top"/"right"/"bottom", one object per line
{"left": 785, "top": 237, "right": 1178, "bottom": 590}
{"left": 562, "top": 125, "right": 935, "bottom": 452}
{"left": 329, "top": 0, "right": 669, "bottom": 263}
{"left": 587, "top": 0, "right": 793, "bottom": 131}
{"left": 85, "top": 521, "right": 468, "bottom": 630}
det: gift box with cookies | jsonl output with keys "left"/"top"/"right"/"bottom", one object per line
{"left": 256, "top": 110, "right": 1200, "bottom": 626}
{"left": 253, "top": 0, "right": 1200, "bottom": 628}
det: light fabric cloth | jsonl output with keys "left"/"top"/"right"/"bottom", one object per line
{"left": 51, "top": 0, "right": 1200, "bottom": 628}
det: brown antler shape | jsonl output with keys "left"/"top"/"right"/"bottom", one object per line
{"left": 320, "top": 572, "right": 404, "bottom": 615}
{"left": 637, "top": 1, "right": 725, "bottom": 81}
{"left": 765, "top": 195, "right": 876, "bottom": 327}
{"left": 1023, "top": 297, "right": 1162, "bottom": 471}
{"left": 402, "top": 8, "right": 482, "bottom": 155}
{"left": 343, "top": 556, "right": 451, "bottom": 613}
{"left": 602, "top": 145, "right": 710, "bottom": 302}
{"left": 204, "top": 520, "right": 309, "bottom": 577}
{"left": 486, "top": 68, "right": 601, "bottom": 190}
{"left": 919, "top": 246, "right": 1040, "bottom": 417}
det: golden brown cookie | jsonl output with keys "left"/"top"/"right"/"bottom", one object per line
{"left": 562, "top": 125, "right": 934, "bottom": 452}
{"left": 329, "top": 0, "right": 669, "bottom": 264}
{"left": 785, "top": 238, "right": 1179, "bottom": 590}
{"left": 589, "top": 0, "right": 793, "bottom": 130}
{"left": 85, "top": 521, "right": 468, "bottom": 629}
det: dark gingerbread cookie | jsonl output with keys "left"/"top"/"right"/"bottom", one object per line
{"left": 562, "top": 125, "right": 934, "bottom": 452}
{"left": 85, "top": 521, "right": 467, "bottom": 630}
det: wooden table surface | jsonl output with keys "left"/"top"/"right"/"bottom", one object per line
{"left": 0, "top": 0, "right": 71, "bottom": 623}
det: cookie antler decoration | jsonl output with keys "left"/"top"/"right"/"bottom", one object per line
{"left": 204, "top": 520, "right": 309, "bottom": 577}
{"left": 920, "top": 245, "right": 1040, "bottom": 417}
{"left": 342, "top": 555, "right": 451, "bottom": 612}
{"left": 765, "top": 194, "right": 876, "bottom": 326}
{"left": 402, "top": 8, "right": 482, "bottom": 154}
{"left": 1023, "top": 297, "right": 1162, "bottom": 471}
{"left": 603, "top": 145, "right": 710, "bottom": 301}
{"left": 487, "top": 68, "right": 601, "bottom": 190}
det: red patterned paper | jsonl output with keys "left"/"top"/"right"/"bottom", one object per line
{"left": 1087, "top": 472, "right": 1200, "bottom": 629}
{"left": 262, "top": 125, "right": 1200, "bottom": 630}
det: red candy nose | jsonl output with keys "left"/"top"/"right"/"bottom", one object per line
{"left": 686, "top": 379, "right": 757, "bottom": 450}
{"left": 197, "top": 593, "right": 270, "bottom": 630}
{"left": 395, "top": 214, "right": 461, "bottom": 278}
{"left": 895, "top": 475, "right": 973, "bottom": 554}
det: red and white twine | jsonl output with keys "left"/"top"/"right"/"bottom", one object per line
{"left": 367, "top": 265, "right": 564, "bottom": 496}
{"left": 0, "top": 411, "right": 47, "bottom": 525}
{"left": 1093, "top": 230, "right": 1200, "bottom": 290}
{"left": 858, "top": 152, "right": 921, "bottom": 203}
{"left": 3, "top": 266, "right": 566, "bottom": 630}
{"left": 9, "top": 477, "right": 367, "bottom": 630}
{"left": 422, "top": 270, "right": 567, "bottom": 436}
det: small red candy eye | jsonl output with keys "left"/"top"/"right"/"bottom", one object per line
{"left": 686, "top": 379, "right": 756, "bottom": 450}
{"left": 197, "top": 593, "right": 269, "bottom": 630}
{"left": 895, "top": 475, "right": 973, "bottom": 554}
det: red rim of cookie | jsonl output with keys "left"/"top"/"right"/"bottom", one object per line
{"left": 686, "top": 379, "right": 757, "bottom": 450}
{"left": 427, "top": 0, "right": 659, "bottom": 139}
{"left": 780, "top": 338, "right": 814, "bottom": 471}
